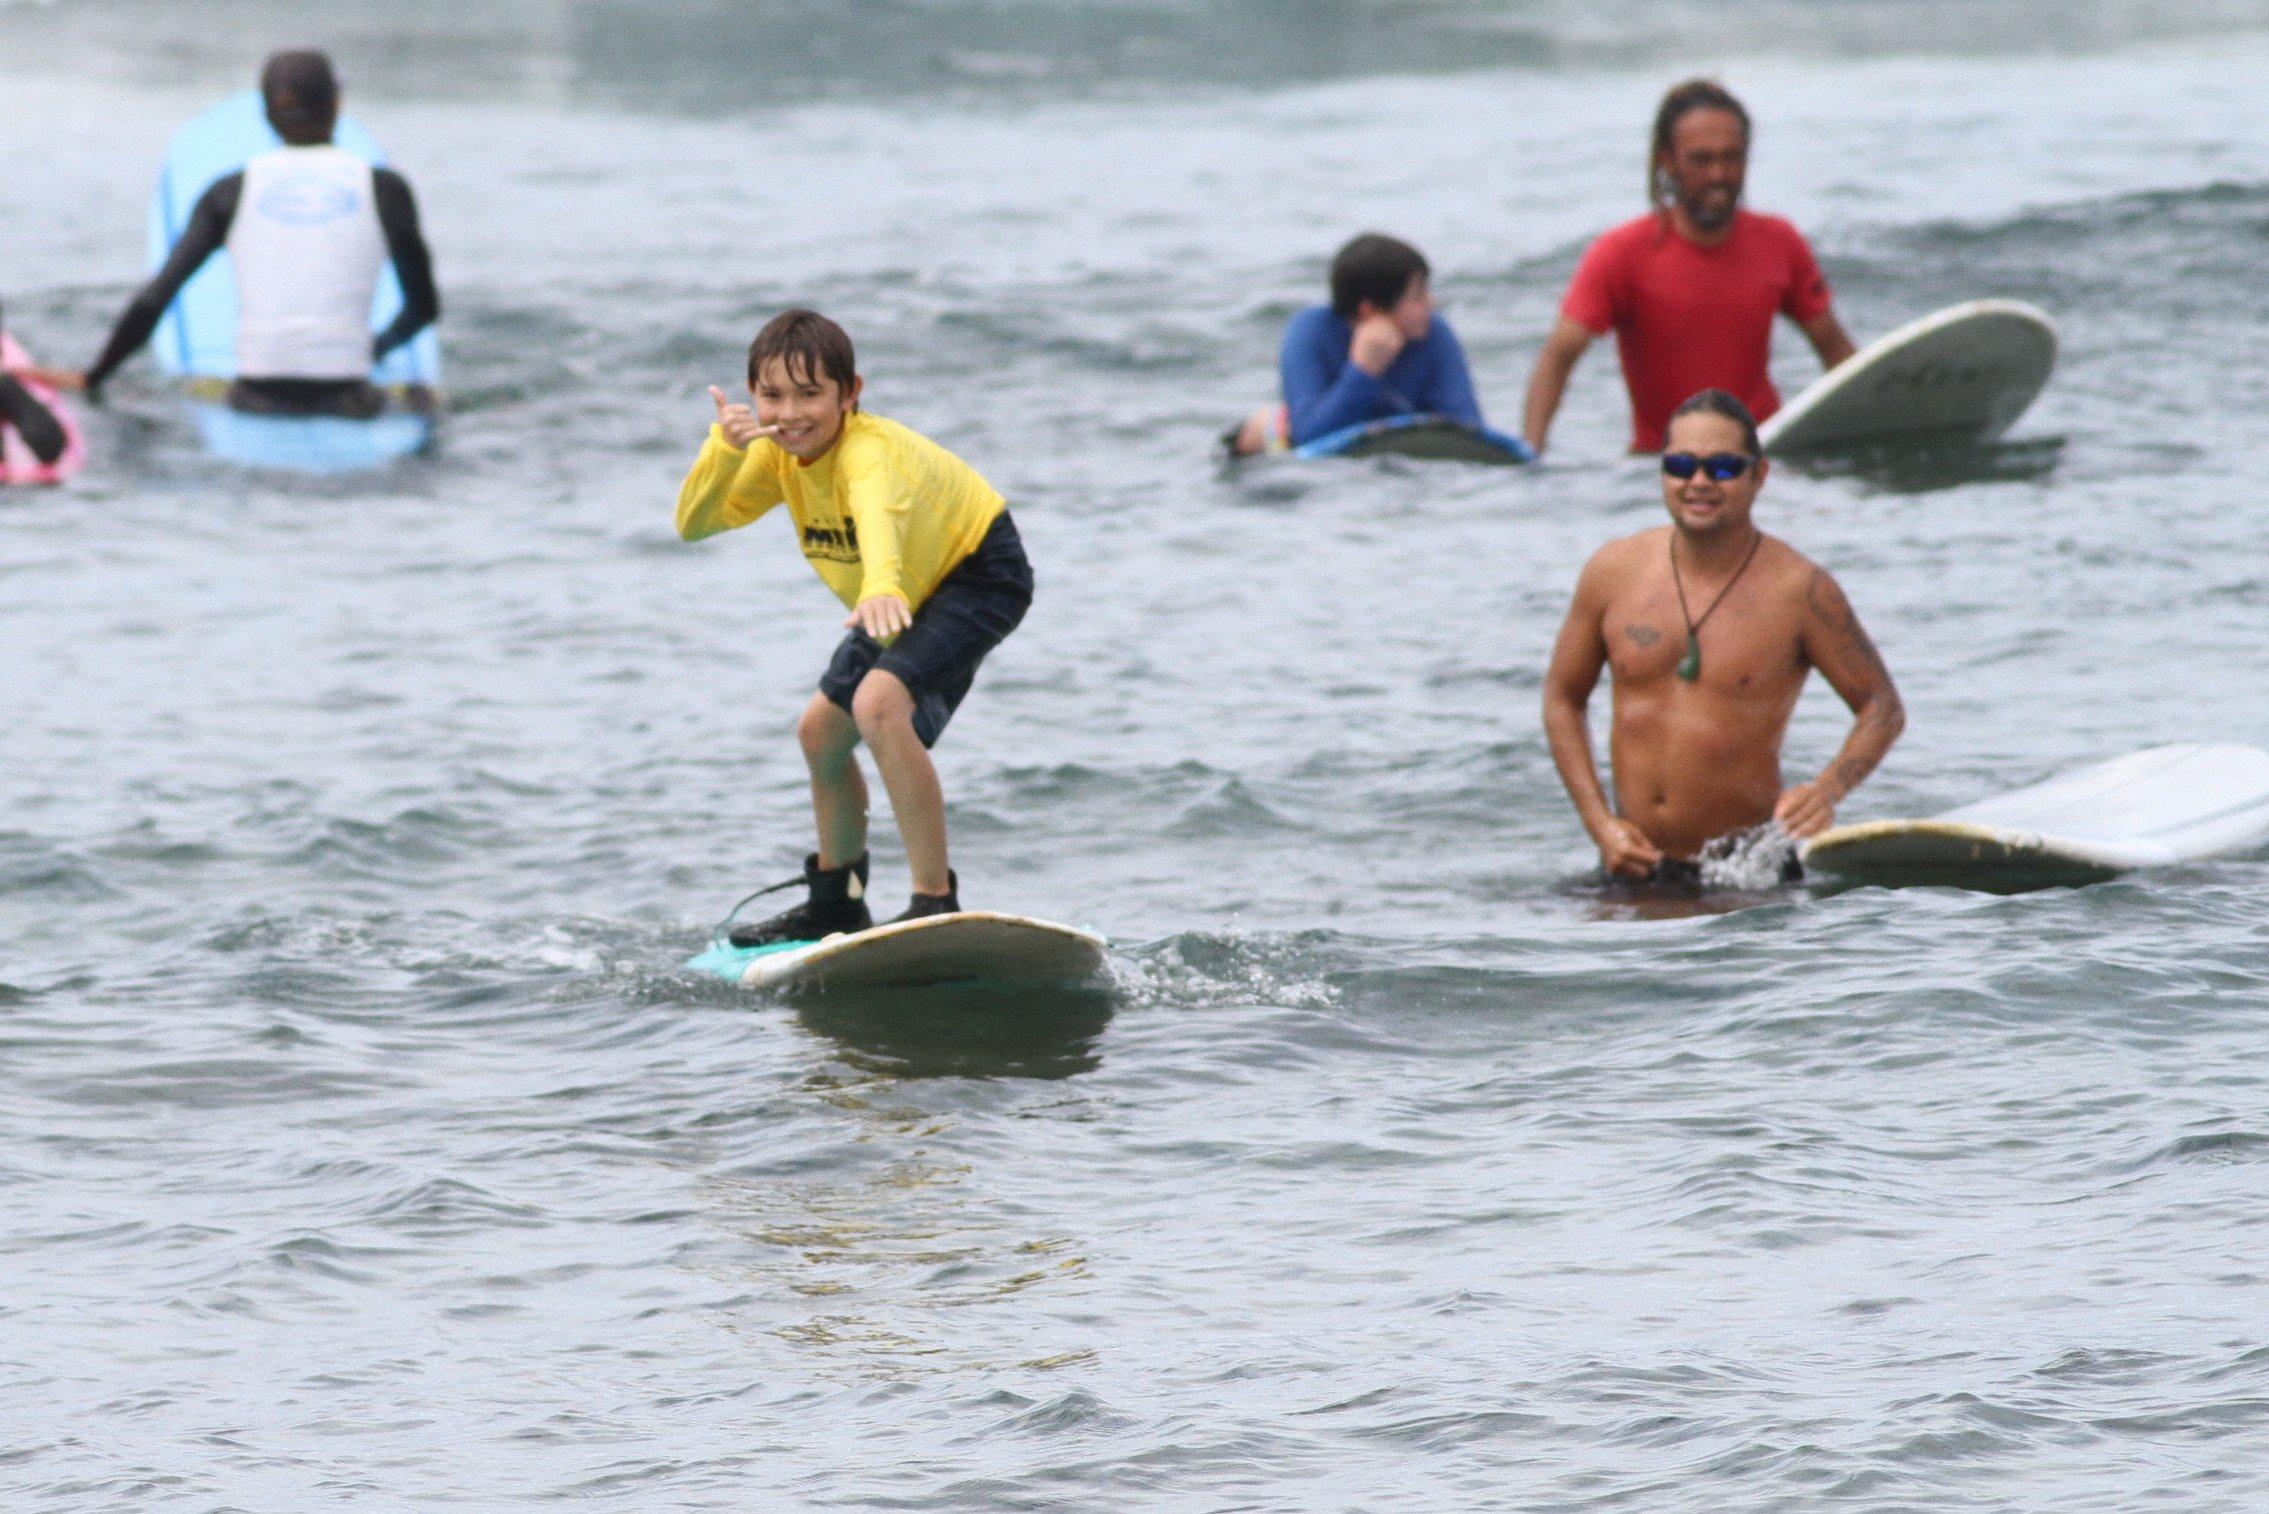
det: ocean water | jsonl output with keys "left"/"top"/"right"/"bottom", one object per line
{"left": 4, "top": 3, "right": 2269, "bottom": 1508}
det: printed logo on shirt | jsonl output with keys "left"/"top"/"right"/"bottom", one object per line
{"left": 802, "top": 519, "right": 860, "bottom": 563}
{"left": 255, "top": 174, "right": 361, "bottom": 226}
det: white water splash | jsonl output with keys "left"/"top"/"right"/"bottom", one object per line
{"left": 1698, "top": 821, "right": 1803, "bottom": 891}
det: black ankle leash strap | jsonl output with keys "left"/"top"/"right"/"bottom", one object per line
{"left": 713, "top": 874, "right": 805, "bottom": 946}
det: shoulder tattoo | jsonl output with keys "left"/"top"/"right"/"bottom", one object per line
{"left": 1806, "top": 567, "right": 1890, "bottom": 678}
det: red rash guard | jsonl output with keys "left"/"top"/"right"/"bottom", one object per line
{"left": 1561, "top": 209, "right": 1833, "bottom": 452}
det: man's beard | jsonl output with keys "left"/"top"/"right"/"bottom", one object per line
{"left": 1679, "top": 186, "right": 1739, "bottom": 233}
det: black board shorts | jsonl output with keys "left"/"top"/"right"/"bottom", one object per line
{"left": 226, "top": 377, "right": 388, "bottom": 418}
{"left": 1597, "top": 852, "right": 1806, "bottom": 894}
{"left": 223, "top": 377, "right": 439, "bottom": 420}
{"left": 818, "top": 510, "right": 1032, "bottom": 748}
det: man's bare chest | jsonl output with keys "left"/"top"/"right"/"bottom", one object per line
{"left": 1603, "top": 578, "right": 1806, "bottom": 693}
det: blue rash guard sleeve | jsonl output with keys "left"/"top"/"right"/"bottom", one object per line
{"left": 1281, "top": 306, "right": 1392, "bottom": 444}
{"left": 1278, "top": 305, "right": 1486, "bottom": 445}
{"left": 1415, "top": 316, "right": 1485, "bottom": 429}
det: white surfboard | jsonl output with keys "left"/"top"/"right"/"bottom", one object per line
{"left": 686, "top": 911, "right": 1108, "bottom": 993}
{"left": 1803, "top": 743, "right": 2269, "bottom": 890}
{"left": 1761, "top": 299, "right": 2056, "bottom": 455}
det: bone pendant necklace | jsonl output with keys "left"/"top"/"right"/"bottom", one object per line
{"left": 1669, "top": 528, "right": 1763, "bottom": 683}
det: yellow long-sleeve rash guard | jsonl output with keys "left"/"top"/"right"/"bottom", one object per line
{"left": 674, "top": 412, "right": 1005, "bottom": 613}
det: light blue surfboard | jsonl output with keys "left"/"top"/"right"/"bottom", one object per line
{"left": 149, "top": 92, "right": 440, "bottom": 470}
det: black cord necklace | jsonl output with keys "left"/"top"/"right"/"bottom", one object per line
{"left": 1669, "top": 527, "right": 1763, "bottom": 682}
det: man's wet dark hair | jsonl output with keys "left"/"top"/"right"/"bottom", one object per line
{"left": 747, "top": 308, "right": 858, "bottom": 396}
{"left": 261, "top": 50, "right": 340, "bottom": 143}
{"left": 1650, "top": 78, "right": 1750, "bottom": 207}
{"left": 1667, "top": 388, "right": 1763, "bottom": 456}
{"left": 1329, "top": 233, "right": 1428, "bottom": 320}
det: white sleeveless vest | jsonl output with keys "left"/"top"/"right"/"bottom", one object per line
{"left": 227, "top": 146, "right": 388, "bottom": 380}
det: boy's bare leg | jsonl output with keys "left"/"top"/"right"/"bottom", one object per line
{"left": 796, "top": 693, "right": 868, "bottom": 868}
{"left": 850, "top": 671, "right": 951, "bottom": 896}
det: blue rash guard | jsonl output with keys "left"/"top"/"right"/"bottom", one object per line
{"left": 1279, "top": 304, "right": 1485, "bottom": 445}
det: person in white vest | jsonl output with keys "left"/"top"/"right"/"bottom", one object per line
{"left": 66, "top": 51, "right": 438, "bottom": 418}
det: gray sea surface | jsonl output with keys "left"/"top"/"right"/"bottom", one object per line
{"left": 5, "top": 3, "right": 2269, "bottom": 1509}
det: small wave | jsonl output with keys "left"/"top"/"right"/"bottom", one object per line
{"left": 274, "top": 805, "right": 505, "bottom": 880}
{"left": 1162, "top": 775, "right": 1308, "bottom": 838}
{"left": 355, "top": 1175, "right": 551, "bottom": 1236}
{"left": 56, "top": 1055, "right": 406, "bottom": 1112}
{"left": 1896, "top": 180, "right": 2269, "bottom": 249}
{"left": 1116, "top": 928, "right": 1345, "bottom": 1010}
{"left": 992, "top": 757, "right": 1225, "bottom": 803}
{"left": 2134, "top": 1128, "right": 2269, "bottom": 1169}
{"left": 0, "top": 832, "right": 114, "bottom": 901}
{"left": 1856, "top": 180, "right": 2269, "bottom": 319}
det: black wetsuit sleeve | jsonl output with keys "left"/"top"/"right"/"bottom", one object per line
{"left": 84, "top": 172, "right": 242, "bottom": 395}
{"left": 0, "top": 373, "right": 67, "bottom": 464}
{"left": 371, "top": 169, "right": 440, "bottom": 362}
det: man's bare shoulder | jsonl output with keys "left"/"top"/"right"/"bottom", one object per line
{"left": 1579, "top": 525, "right": 1671, "bottom": 587}
{"left": 1756, "top": 539, "right": 1882, "bottom": 651}
{"left": 1753, "top": 533, "right": 1829, "bottom": 600}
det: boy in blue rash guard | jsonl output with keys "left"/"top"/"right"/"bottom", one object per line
{"left": 1230, "top": 233, "right": 1486, "bottom": 455}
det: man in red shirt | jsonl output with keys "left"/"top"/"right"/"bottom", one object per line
{"left": 1522, "top": 79, "right": 1856, "bottom": 456}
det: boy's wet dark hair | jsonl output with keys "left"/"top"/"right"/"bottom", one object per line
{"left": 747, "top": 308, "right": 858, "bottom": 396}
{"left": 1329, "top": 234, "right": 1429, "bottom": 320}
{"left": 1650, "top": 78, "right": 1750, "bottom": 206}
{"left": 1668, "top": 388, "right": 1763, "bottom": 456}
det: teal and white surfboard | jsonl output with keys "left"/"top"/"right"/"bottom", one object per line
{"left": 687, "top": 911, "right": 1109, "bottom": 993}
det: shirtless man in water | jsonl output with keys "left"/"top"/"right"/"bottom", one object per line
{"left": 1541, "top": 389, "right": 1905, "bottom": 880}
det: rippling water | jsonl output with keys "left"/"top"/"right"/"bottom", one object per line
{"left": 5, "top": 4, "right": 2269, "bottom": 1508}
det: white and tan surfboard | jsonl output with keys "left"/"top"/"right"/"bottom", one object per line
{"left": 1762, "top": 299, "right": 2056, "bottom": 455}
{"left": 1804, "top": 744, "right": 2269, "bottom": 890}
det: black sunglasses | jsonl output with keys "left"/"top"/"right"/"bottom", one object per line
{"left": 1661, "top": 451, "right": 1756, "bottom": 482}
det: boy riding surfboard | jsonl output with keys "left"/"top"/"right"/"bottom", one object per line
{"left": 676, "top": 309, "right": 1033, "bottom": 944}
